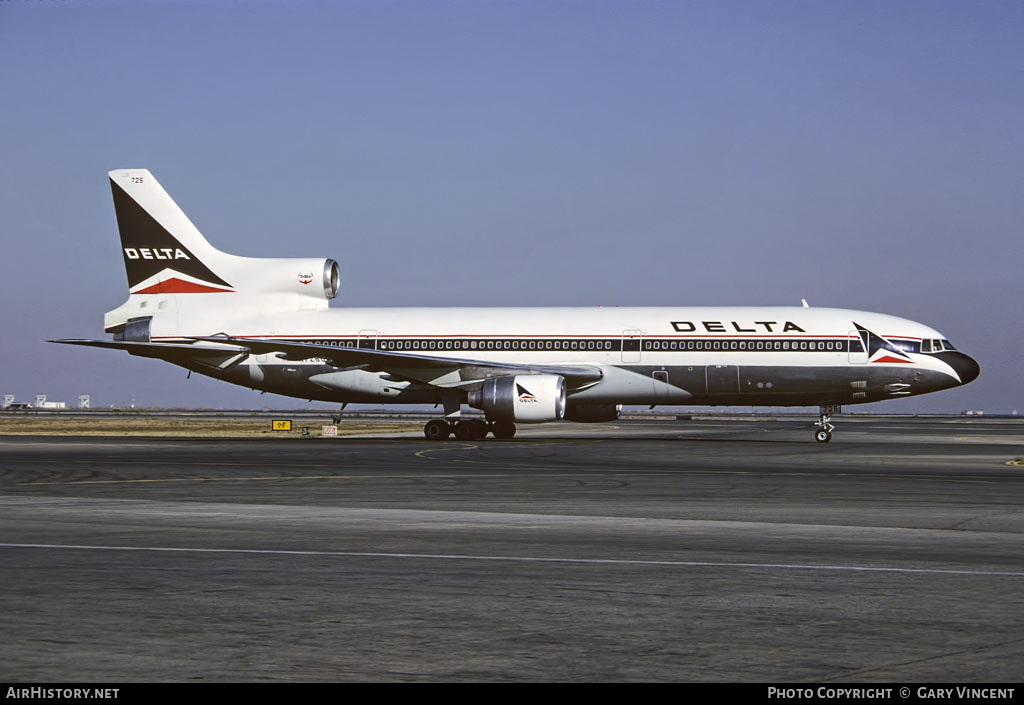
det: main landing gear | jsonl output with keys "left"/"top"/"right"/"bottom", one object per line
{"left": 423, "top": 419, "right": 516, "bottom": 441}
{"left": 814, "top": 404, "right": 839, "bottom": 443}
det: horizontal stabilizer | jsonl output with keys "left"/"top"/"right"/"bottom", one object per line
{"left": 48, "top": 339, "right": 248, "bottom": 363}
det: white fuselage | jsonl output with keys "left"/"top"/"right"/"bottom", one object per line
{"left": 136, "top": 302, "right": 969, "bottom": 408}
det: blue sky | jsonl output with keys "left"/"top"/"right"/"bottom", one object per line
{"left": 1, "top": 0, "right": 1020, "bottom": 412}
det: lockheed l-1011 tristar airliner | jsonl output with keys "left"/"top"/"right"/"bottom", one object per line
{"left": 53, "top": 170, "right": 979, "bottom": 442}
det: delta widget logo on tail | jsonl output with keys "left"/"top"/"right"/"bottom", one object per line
{"left": 112, "top": 178, "right": 234, "bottom": 294}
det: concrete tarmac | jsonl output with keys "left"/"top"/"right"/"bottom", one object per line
{"left": 1, "top": 417, "right": 1023, "bottom": 682}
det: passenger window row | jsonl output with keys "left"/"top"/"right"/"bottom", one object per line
{"left": 298, "top": 338, "right": 864, "bottom": 353}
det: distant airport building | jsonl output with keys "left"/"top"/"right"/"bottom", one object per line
{"left": 33, "top": 394, "right": 66, "bottom": 409}
{"left": 78, "top": 395, "right": 90, "bottom": 409}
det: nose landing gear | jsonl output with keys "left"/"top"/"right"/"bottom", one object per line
{"left": 814, "top": 405, "right": 839, "bottom": 443}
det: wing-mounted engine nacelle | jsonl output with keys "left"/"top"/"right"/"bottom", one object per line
{"left": 468, "top": 374, "right": 566, "bottom": 423}
{"left": 564, "top": 403, "right": 621, "bottom": 423}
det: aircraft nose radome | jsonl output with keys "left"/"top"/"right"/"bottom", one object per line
{"left": 952, "top": 352, "right": 980, "bottom": 385}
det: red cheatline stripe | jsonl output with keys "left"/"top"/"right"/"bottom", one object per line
{"left": 159, "top": 333, "right": 865, "bottom": 339}
{"left": 134, "top": 278, "right": 233, "bottom": 294}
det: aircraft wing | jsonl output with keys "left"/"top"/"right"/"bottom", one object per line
{"left": 193, "top": 336, "right": 604, "bottom": 389}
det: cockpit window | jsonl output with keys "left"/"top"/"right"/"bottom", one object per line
{"left": 923, "top": 339, "right": 956, "bottom": 353}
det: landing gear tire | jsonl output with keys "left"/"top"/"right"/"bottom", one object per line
{"left": 491, "top": 420, "right": 516, "bottom": 439}
{"left": 424, "top": 420, "right": 451, "bottom": 441}
{"left": 815, "top": 429, "right": 832, "bottom": 443}
{"left": 454, "top": 420, "right": 489, "bottom": 441}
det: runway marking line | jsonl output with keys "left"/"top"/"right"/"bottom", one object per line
{"left": 1, "top": 542, "right": 1022, "bottom": 578}
{"left": 18, "top": 470, "right": 658, "bottom": 486}
{"left": 23, "top": 474, "right": 386, "bottom": 486}
{"left": 15, "top": 468, "right": 1020, "bottom": 486}
{"left": 413, "top": 440, "right": 580, "bottom": 462}
{"left": 19, "top": 472, "right": 551, "bottom": 486}
{"left": 414, "top": 443, "right": 478, "bottom": 459}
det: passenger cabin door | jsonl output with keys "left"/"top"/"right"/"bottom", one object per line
{"left": 621, "top": 329, "right": 643, "bottom": 363}
{"left": 848, "top": 330, "right": 868, "bottom": 364}
{"left": 358, "top": 329, "right": 379, "bottom": 350}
